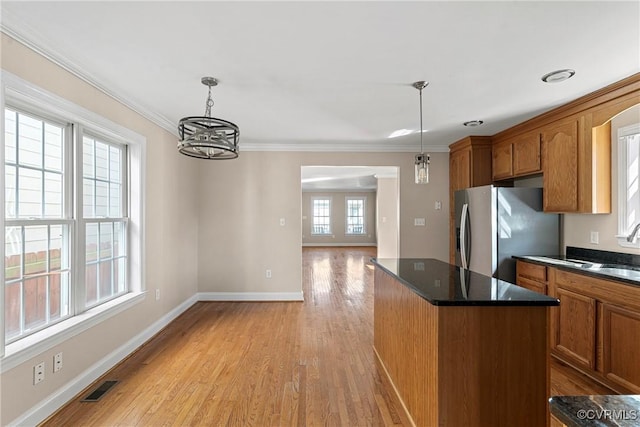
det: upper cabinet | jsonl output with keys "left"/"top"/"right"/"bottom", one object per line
{"left": 448, "top": 136, "right": 493, "bottom": 263}
{"left": 542, "top": 118, "right": 580, "bottom": 212}
{"left": 492, "top": 131, "right": 542, "bottom": 181}
{"left": 449, "top": 136, "right": 493, "bottom": 191}
{"left": 513, "top": 131, "right": 542, "bottom": 176}
{"left": 542, "top": 115, "right": 611, "bottom": 213}
{"left": 489, "top": 72, "right": 640, "bottom": 213}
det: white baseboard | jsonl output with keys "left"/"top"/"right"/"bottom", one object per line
{"left": 9, "top": 291, "right": 306, "bottom": 426}
{"left": 302, "top": 243, "right": 377, "bottom": 247}
{"left": 197, "top": 291, "right": 304, "bottom": 301}
{"left": 9, "top": 294, "right": 198, "bottom": 427}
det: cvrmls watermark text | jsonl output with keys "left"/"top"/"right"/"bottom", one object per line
{"left": 577, "top": 409, "right": 638, "bottom": 421}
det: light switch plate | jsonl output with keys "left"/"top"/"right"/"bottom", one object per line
{"left": 414, "top": 218, "right": 426, "bottom": 226}
{"left": 590, "top": 231, "right": 599, "bottom": 244}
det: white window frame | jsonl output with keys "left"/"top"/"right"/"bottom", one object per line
{"left": 1, "top": 71, "right": 146, "bottom": 371}
{"left": 311, "top": 196, "right": 332, "bottom": 235}
{"left": 617, "top": 123, "right": 640, "bottom": 248}
{"left": 345, "top": 196, "right": 366, "bottom": 235}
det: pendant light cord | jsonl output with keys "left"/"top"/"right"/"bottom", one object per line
{"left": 419, "top": 87, "right": 424, "bottom": 155}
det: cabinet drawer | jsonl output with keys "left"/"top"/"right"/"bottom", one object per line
{"left": 516, "top": 260, "right": 547, "bottom": 282}
{"left": 517, "top": 276, "right": 547, "bottom": 295}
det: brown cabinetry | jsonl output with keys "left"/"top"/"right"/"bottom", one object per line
{"left": 492, "top": 141, "right": 512, "bottom": 180}
{"left": 513, "top": 132, "right": 542, "bottom": 176}
{"left": 555, "top": 287, "right": 596, "bottom": 370}
{"left": 516, "top": 260, "right": 548, "bottom": 294}
{"left": 601, "top": 303, "right": 640, "bottom": 393}
{"left": 541, "top": 115, "right": 611, "bottom": 213}
{"left": 492, "top": 131, "right": 542, "bottom": 181}
{"left": 548, "top": 267, "right": 640, "bottom": 393}
{"left": 542, "top": 119, "right": 579, "bottom": 212}
{"left": 448, "top": 136, "right": 492, "bottom": 263}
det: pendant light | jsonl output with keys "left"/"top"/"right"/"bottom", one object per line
{"left": 177, "top": 77, "right": 239, "bottom": 159}
{"left": 413, "top": 81, "right": 430, "bottom": 184}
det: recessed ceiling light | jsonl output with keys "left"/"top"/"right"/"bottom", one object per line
{"left": 463, "top": 120, "right": 484, "bottom": 127}
{"left": 541, "top": 69, "right": 576, "bottom": 83}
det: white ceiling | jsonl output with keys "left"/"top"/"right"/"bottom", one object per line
{"left": 1, "top": 1, "right": 639, "bottom": 156}
{"left": 6, "top": 2, "right": 638, "bottom": 192}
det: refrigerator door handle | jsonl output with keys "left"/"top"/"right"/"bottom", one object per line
{"left": 460, "top": 203, "right": 469, "bottom": 269}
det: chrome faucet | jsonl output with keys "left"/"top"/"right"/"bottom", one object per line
{"left": 627, "top": 223, "right": 640, "bottom": 243}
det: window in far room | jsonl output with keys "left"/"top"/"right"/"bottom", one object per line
{"left": 345, "top": 197, "right": 366, "bottom": 235}
{"left": 311, "top": 197, "right": 331, "bottom": 235}
{"left": 618, "top": 122, "right": 640, "bottom": 248}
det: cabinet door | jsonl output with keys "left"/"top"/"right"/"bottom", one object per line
{"left": 492, "top": 142, "right": 513, "bottom": 180}
{"left": 601, "top": 303, "right": 640, "bottom": 393}
{"left": 543, "top": 120, "right": 579, "bottom": 212}
{"left": 450, "top": 148, "right": 471, "bottom": 191}
{"left": 513, "top": 132, "right": 542, "bottom": 176}
{"left": 555, "top": 287, "right": 596, "bottom": 369}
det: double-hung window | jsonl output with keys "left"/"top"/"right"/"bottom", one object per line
{"left": 311, "top": 197, "right": 331, "bottom": 235}
{"left": 2, "top": 72, "right": 145, "bottom": 362}
{"left": 80, "top": 134, "right": 128, "bottom": 308}
{"left": 4, "top": 108, "right": 72, "bottom": 343}
{"left": 618, "top": 123, "right": 640, "bottom": 248}
{"left": 345, "top": 197, "right": 366, "bottom": 235}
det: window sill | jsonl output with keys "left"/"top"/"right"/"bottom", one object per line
{"left": 1, "top": 291, "right": 145, "bottom": 373}
{"left": 616, "top": 236, "right": 640, "bottom": 249}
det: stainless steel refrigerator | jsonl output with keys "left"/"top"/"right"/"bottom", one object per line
{"left": 454, "top": 185, "right": 560, "bottom": 283}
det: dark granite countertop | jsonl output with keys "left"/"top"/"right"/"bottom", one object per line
{"left": 549, "top": 395, "right": 640, "bottom": 426}
{"left": 372, "top": 258, "right": 560, "bottom": 307}
{"left": 514, "top": 246, "right": 640, "bottom": 287}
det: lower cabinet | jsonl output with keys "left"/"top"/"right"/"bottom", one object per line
{"left": 516, "top": 260, "right": 548, "bottom": 294}
{"left": 554, "top": 288, "right": 596, "bottom": 370}
{"left": 549, "top": 268, "right": 640, "bottom": 393}
{"left": 601, "top": 303, "right": 640, "bottom": 393}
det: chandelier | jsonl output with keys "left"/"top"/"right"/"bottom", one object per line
{"left": 177, "top": 77, "right": 239, "bottom": 159}
{"left": 413, "top": 81, "right": 430, "bottom": 184}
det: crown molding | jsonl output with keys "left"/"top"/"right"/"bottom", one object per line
{"left": 240, "top": 140, "right": 450, "bottom": 153}
{"left": 1, "top": 16, "right": 450, "bottom": 154}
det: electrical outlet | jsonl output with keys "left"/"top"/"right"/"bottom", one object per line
{"left": 590, "top": 231, "right": 599, "bottom": 244}
{"left": 34, "top": 362, "right": 45, "bottom": 385}
{"left": 435, "top": 201, "right": 442, "bottom": 210}
{"left": 266, "top": 269, "right": 272, "bottom": 279}
{"left": 155, "top": 289, "right": 160, "bottom": 300}
{"left": 279, "top": 218, "right": 286, "bottom": 226}
{"left": 53, "top": 352, "right": 63, "bottom": 373}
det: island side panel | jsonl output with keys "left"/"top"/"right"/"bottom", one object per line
{"left": 437, "top": 306, "right": 550, "bottom": 427}
{"left": 373, "top": 267, "right": 439, "bottom": 427}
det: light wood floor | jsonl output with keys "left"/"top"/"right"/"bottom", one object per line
{"left": 42, "top": 247, "right": 612, "bottom": 426}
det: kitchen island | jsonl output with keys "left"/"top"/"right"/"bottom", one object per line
{"left": 373, "top": 258, "right": 559, "bottom": 427}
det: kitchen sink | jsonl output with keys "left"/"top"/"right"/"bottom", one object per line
{"left": 523, "top": 256, "right": 640, "bottom": 282}
{"left": 581, "top": 264, "right": 640, "bottom": 280}
{"left": 524, "top": 256, "right": 590, "bottom": 268}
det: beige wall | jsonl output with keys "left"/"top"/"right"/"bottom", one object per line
{"left": 1, "top": 34, "right": 200, "bottom": 424}
{"left": 564, "top": 105, "right": 640, "bottom": 254}
{"left": 197, "top": 151, "right": 450, "bottom": 293}
{"left": 376, "top": 177, "right": 400, "bottom": 258}
{"left": 301, "top": 191, "right": 377, "bottom": 246}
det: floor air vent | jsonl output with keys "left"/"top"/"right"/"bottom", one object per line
{"left": 81, "top": 380, "right": 119, "bottom": 402}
